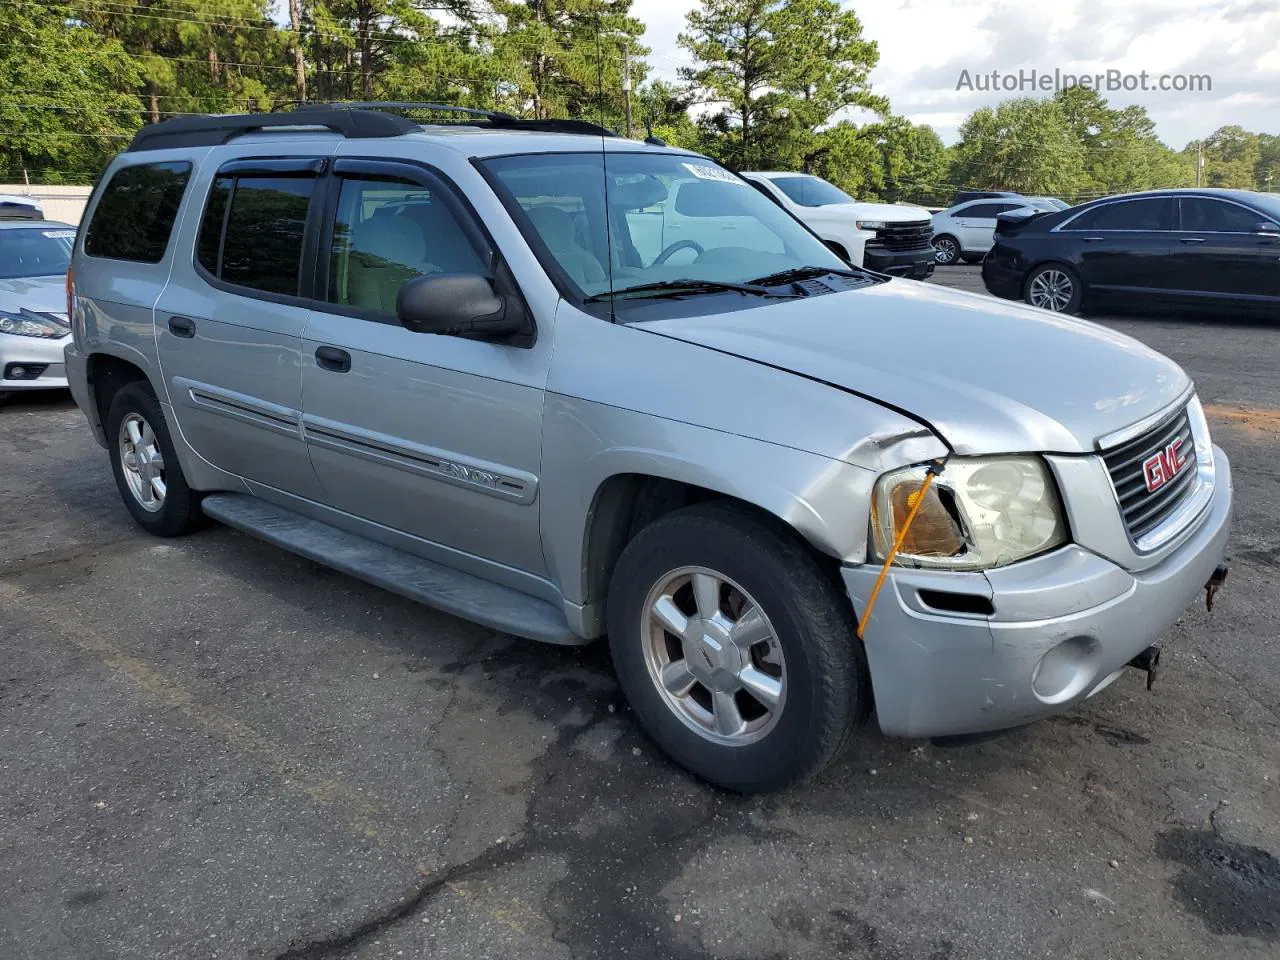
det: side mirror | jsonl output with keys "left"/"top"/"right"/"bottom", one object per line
{"left": 395, "top": 273, "right": 524, "bottom": 339}
{"left": 1256, "top": 221, "right": 1280, "bottom": 236}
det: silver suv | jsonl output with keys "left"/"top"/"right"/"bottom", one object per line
{"left": 65, "top": 106, "right": 1232, "bottom": 792}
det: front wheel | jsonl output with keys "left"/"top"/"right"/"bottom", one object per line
{"left": 932, "top": 235, "right": 960, "bottom": 265}
{"left": 1024, "top": 263, "right": 1083, "bottom": 313}
{"left": 607, "top": 503, "right": 870, "bottom": 792}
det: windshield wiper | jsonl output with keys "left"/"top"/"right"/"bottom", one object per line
{"left": 584, "top": 278, "right": 800, "bottom": 303}
{"left": 747, "top": 265, "right": 870, "bottom": 286}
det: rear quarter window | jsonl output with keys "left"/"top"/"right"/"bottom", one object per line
{"left": 83, "top": 161, "right": 192, "bottom": 263}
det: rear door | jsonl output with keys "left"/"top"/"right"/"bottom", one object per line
{"left": 951, "top": 201, "right": 1019, "bottom": 253}
{"left": 155, "top": 152, "right": 332, "bottom": 499}
{"left": 1168, "top": 196, "right": 1280, "bottom": 307}
{"left": 1056, "top": 196, "right": 1176, "bottom": 299}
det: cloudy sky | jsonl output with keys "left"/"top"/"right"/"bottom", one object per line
{"left": 631, "top": 0, "right": 1280, "bottom": 148}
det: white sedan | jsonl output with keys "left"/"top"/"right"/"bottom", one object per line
{"left": 930, "top": 198, "right": 1052, "bottom": 265}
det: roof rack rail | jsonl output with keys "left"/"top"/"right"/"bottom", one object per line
{"left": 292, "top": 101, "right": 520, "bottom": 123}
{"left": 289, "top": 101, "right": 620, "bottom": 138}
{"left": 126, "top": 109, "right": 418, "bottom": 153}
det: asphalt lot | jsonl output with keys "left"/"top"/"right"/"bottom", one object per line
{"left": 2, "top": 264, "right": 1278, "bottom": 960}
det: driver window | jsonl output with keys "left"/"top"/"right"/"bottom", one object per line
{"left": 328, "top": 177, "right": 487, "bottom": 314}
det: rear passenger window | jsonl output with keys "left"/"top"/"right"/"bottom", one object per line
{"left": 197, "top": 175, "right": 315, "bottom": 296}
{"left": 327, "top": 177, "right": 487, "bottom": 314}
{"left": 1065, "top": 198, "right": 1174, "bottom": 231}
{"left": 84, "top": 161, "right": 191, "bottom": 263}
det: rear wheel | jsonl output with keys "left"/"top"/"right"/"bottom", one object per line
{"left": 933, "top": 235, "right": 960, "bottom": 265}
{"left": 106, "top": 381, "right": 203, "bottom": 536}
{"left": 607, "top": 503, "right": 869, "bottom": 792}
{"left": 1024, "top": 262, "right": 1083, "bottom": 313}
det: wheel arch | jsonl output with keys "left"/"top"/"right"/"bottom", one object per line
{"left": 85, "top": 352, "right": 153, "bottom": 444}
{"left": 561, "top": 453, "right": 862, "bottom": 638}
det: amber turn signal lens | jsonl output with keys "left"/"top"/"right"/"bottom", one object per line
{"left": 873, "top": 479, "right": 966, "bottom": 560}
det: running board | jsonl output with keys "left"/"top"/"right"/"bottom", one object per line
{"left": 200, "top": 493, "right": 582, "bottom": 645}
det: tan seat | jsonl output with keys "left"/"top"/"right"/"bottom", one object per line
{"left": 526, "top": 206, "right": 607, "bottom": 289}
{"left": 345, "top": 217, "right": 429, "bottom": 312}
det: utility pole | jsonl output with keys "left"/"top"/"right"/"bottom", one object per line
{"left": 622, "top": 46, "right": 634, "bottom": 139}
{"left": 290, "top": 0, "right": 307, "bottom": 103}
{"left": 1196, "top": 143, "right": 1203, "bottom": 187}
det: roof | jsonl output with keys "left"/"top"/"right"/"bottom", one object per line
{"left": 744, "top": 171, "right": 813, "bottom": 179}
{"left": 402, "top": 124, "right": 692, "bottom": 159}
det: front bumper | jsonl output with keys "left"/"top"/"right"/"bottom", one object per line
{"left": 843, "top": 446, "right": 1233, "bottom": 738}
{"left": 0, "top": 332, "right": 71, "bottom": 392}
{"left": 864, "top": 245, "right": 936, "bottom": 280}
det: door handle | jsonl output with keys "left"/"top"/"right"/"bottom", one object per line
{"left": 1080, "top": 236, "right": 1105, "bottom": 242}
{"left": 315, "top": 345, "right": 351, "bottom": 373}
{"left": 168, "top": 315, "right": 197, "bottom": 338}
{"left": 1180, "top": 237, "right": 1206, "bottom": 244}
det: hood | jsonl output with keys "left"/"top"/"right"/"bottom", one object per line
{"left": 805, "top": 200, "right": 931, "bottom": 223}
{"left": 0, "top": 274, "right": 69, "bottom": 319}
{"left": 634, "top": 279, "right": 1190, "bottom": 456}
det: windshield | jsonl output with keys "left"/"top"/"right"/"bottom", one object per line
{"left": 0, "top": 226, "right": 74, "bottom": 279}
{"left": 769, "top": 175, "right": 855, "bottom": 207}
{"left": 481, "top": 152, "right": 846, "bottom": 301}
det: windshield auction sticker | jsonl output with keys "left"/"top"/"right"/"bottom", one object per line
{"left": 42, "top": 230, "right": 76, "bottom": 239}
{"left": 682, "top": 163, "right": 744, "bottom": 185}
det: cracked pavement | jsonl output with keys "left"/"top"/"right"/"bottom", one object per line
{"left": 2, "top": 266, "right": 1278, "bottom": 959}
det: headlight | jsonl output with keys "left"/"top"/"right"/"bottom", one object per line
{"left": 0, "top": 309, "right": 68, "bottom": 339}
{"left": 856, "top": 219, "right": 887, "bottom": 231}
{"left": 871, "top": 457, "right": 1068, "bottom": 570}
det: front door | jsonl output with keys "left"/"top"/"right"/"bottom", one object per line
{"left": 156, "top": 156, "right": 331, "bottom": 499}
{"left": 1168, "top": 196, "right": 1280, "bottom": 307}
{"left": 300, "top": 158, "right": 550, "bottom": 579}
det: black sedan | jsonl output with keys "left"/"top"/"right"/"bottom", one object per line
{"left": 982, "top": 188, "right": 1280, "bottom": 315}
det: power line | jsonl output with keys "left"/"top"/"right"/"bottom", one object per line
{"left": 7, "top": 0, "right": 672, "bottom": 64}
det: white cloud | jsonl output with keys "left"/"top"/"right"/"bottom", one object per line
{"left": 633, "top": 0, "right": 1280, "bottom": 148}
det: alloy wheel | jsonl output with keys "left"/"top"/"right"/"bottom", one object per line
{"left": 118, "top": 412, "right": 166, "bottom": 512}
{"left": 934, "top": 238, "right": 958, "bottom": 264}
{"left": 641, "top": 566, "right": 787, "bottom": 745}
{"left": 1028, "top": 269, "right": 1075, "bottom": 311}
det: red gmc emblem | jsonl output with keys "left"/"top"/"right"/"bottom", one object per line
{"left": 1142, "top": 438, "right": 1188, "bottom": 493}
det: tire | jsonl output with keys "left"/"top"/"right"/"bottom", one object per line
{"left": 106, "top": 381, "right": 203, "bottom": 537}
{"left": 1024, "top": 262, "right": 1083, "bottom": 314}
{"left": 606, "top": 502, "right": 870, "bottom": 792}
{"left": 932, "top": 235, "right": 960, "bottom": 265}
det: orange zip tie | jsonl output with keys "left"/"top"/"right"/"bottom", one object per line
{"left": 856, "top": 466, "right": 939, "bottom": 641}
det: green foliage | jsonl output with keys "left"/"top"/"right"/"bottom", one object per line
{"left": 949, "top": 97, "right": 1087, "bottom": 196}
{"left": 1186, "top": 125, "right": 1265, "bottom": 189}
{"left": 678, "top": 0, "right": 882, "bottom": 171}
{"left": 0, "top": 0, "right": 1272, "bottom": 200}
{"left": 490, "top": 0, "right": 648, "bottom": 121}
{"left": 0, "top": 2, "right": 143, "bottom": 182}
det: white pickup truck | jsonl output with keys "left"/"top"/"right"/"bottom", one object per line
{"left": 740, "top": 172, "right": 936, "bottom": 279}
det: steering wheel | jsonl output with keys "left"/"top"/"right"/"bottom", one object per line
{"left": 652, "top": 239, "right": 705, "bottom": 265}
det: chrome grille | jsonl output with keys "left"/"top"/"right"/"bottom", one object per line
{"left": 1102, "top": 406, "right": 1196, "bottom": 541}
{"left": 867, "top": 220, "right": 933, "bottom": 252}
